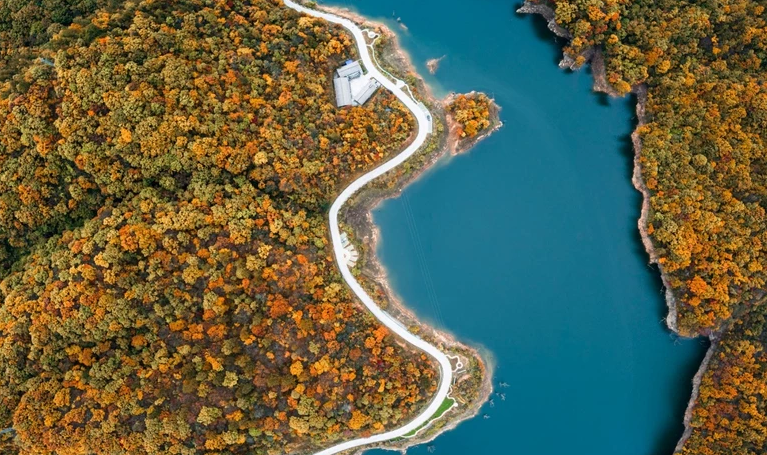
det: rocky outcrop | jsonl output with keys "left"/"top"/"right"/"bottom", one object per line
{"left": 426, "top": 55, "right": 446, "bottom": 75}
{"left": 516, "top": 1, "right": 572, "bottom": 40}
{"left": 589, "top": 48, "right": 621, "bottom": 97}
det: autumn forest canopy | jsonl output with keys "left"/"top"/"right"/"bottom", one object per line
{"left": 0, "top": 0, "right": 440, "bottom": 453}
{"left": 540, "top": 0, "right": 767, "bottom": 452}
{"left": 6, "top": 0, "right": 767, "bottom": 452}
{"left": 446, "top": 93, "right": 493, "bottom": 139}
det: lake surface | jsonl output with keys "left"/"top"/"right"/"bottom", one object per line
{"left": 323, "top": 0, "right": 708, "bottom": 454}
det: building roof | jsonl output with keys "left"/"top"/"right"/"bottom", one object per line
{"left": 334, "top": 76, "right": 353, "bottom": 107}
{"left": 353, "top": 79, "right": 380, "bottom": 106}
{"left": 336, "top": 61, "right": 362, "bottom": 79}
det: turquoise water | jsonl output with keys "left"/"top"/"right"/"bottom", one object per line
{"left": 324, "top": 1, "right": 708, "bottom": 454}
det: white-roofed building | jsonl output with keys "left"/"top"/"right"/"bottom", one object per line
{"left": 353, "top": 79, "right": 381, "bottom": 106}
{"left": 336, "top": 60, "right": 362, "bottom": 79}
{"left": 334, "top": 76, "right": 353, "bottom": 107}
{"left": 333, "top": 60, "right": 380, "bottom": 108}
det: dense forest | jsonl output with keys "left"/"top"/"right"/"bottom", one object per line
{"left": 0, "top": 0, "right": 120, "bottom": 81}
{"left": 536, "top": 0, "right": 767, "bottom": 452}
{"left": 0, "top": 0, "right": 441, "bottom": 453}
{"left": 446, "top": 93, "right": 492, "bottom": 139}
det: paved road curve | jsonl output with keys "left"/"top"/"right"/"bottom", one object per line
{"left": 282, "top": 1, "right": 454, "bottom": 454}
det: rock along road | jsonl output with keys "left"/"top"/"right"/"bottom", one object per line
{"left": 282, "top": 1, "right": 454, "bottom": 454}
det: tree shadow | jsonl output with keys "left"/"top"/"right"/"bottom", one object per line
{"left": 512, "top": 2, "right": 564, "bottom": 68}
{"left": 647, "top": 336, "right": 710, "bottom": 455}
{"left": 586, "top": 65, "right": 612, "bottom": 107}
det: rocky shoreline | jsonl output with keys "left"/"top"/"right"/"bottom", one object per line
{"left": 516, "top": 1, "right": 571, "bottom": 39}
{"left": 674, "top": 338, "right": 717, "bottom": 452}
{"left": 627, "top": 85, "right": 682, "bottom": 334}
{"left": 517, "top": 1, "right": 716, "bottom": 453}
{"left": 302, "top": 1, "right": 500, "bottom": 452}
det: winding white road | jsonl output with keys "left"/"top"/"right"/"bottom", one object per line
{"left": 282, "top": 1, "right": 453, "bottom": 454}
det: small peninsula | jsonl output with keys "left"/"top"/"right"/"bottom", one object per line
{"left": 288, "top": 1, "right": 501, "bottom": 453}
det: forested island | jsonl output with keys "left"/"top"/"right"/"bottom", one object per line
{"left": 0, "top": 0, "right": 498, "bottom": 453}
{"left": 445, "top": 92, "right": 502, "bottom": 154}
{"left": 521, "top": 0, "right": 767, "bottom": 453}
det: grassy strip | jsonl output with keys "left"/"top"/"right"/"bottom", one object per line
{"left": 402, "top": 397, "right": 455, "bottom": 438}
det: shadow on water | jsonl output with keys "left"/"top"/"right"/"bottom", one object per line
{"left": 594, "top": 89, "right": 611, "bottom": 107}
{"left": 514, "top": 9, "right": 710, "bottom": 453}
{"left": 615, "top": 94, "right": 666, "bottom": 317}
{"left": 614, "top": 95, "right": 670, "bottom": 332}
{"left": 649, "top": 338, "right": 710, "bottom": 455}
{"left": 513, "top": 2, "right": 565, "bottom": 67}
{"left": 613, "top": 95, "right": 711, "bottom": 455}
{"left": 651, "top": 420, "right": 687, "bottom": 455}
{"left": 584, "top": 66, "right": 612, "bottom": 107}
